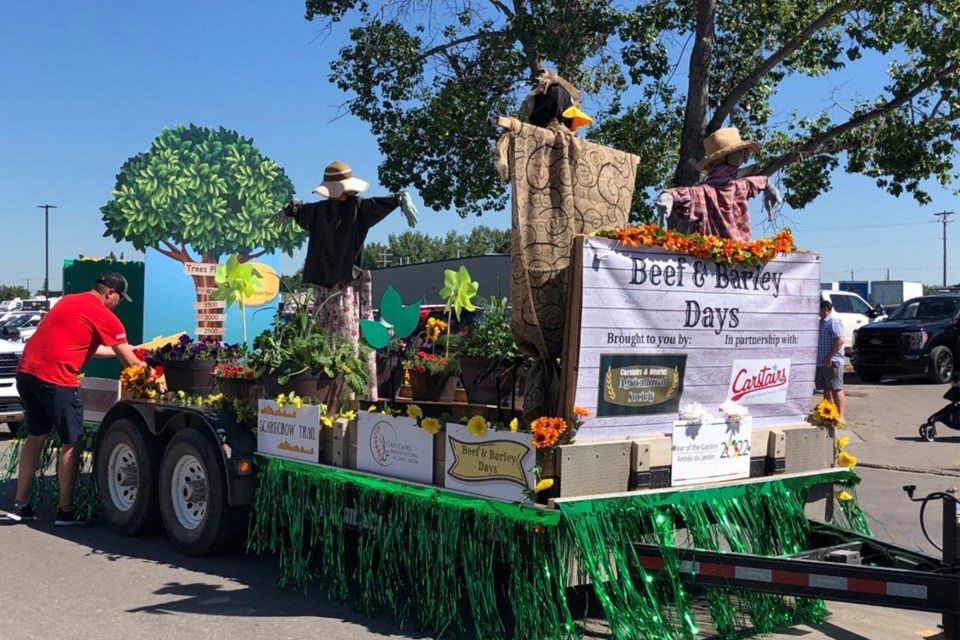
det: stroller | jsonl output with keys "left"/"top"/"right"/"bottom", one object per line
{"left": 919, "top": 369, "right": 960, "bottom": 441}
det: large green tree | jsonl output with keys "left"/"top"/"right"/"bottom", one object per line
{"left": 101, "top": 125, "right": 305, "bottom": 332}
{"left": 306, "top": 0, "right": 959, "bottom": 221}
{"left": 0, "top": 285, "right": 30, "bottom": 301}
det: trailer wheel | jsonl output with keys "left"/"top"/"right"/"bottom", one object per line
{"left": 158, "top": 429, "right": 248, "bottom": 556}
{"left": 95, "top": 418, "right": 162, "bottom": 535}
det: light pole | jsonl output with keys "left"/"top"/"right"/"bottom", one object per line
{"left": 37, "top": 204, "right": 58, "bottom": 299}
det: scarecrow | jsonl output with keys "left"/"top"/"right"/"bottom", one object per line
{"left": 656, "top": 127, "right": 782, "bottom": 241}
{"left": 278, "top": 160, "right": 418, "bottom": 400}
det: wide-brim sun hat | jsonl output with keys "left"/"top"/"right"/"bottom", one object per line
{"left": 696, "top": 127, "right": 761, "bottom": 170}
{"left": 313, "top": 160, "right": 370, "bottom": 198}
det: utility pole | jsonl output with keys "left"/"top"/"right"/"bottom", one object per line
{"left": 933, "top": 211, "right": 954, "bottom": 287}
{"left": 37, "top": 204, "right": 58, "bottom": 299}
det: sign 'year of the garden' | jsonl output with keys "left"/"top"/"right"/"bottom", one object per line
{"left": 563, "top": 236, "right": 820, "bottom": 438}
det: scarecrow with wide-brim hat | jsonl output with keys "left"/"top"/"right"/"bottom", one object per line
{"left": 656, "top": 127, "right": 782, "bottom": 241}
{"left": 277, "top": 160, "right": 418, "bottom": 401}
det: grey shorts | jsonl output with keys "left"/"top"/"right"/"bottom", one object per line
{"left": 16, "top": 372, "right": 85, "bottom": 444}
{"left": 816, "top": 363, "right": 844, "bottom": 391}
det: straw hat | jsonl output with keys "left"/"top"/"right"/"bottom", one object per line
{"left": 312, "top": 161, "right": 370, "bottom": 198}
{"left": 696, "top": 128, "right": 760, "bottom": 170}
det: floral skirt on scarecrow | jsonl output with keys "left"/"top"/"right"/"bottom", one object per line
{"left": 314, "top": 270, "right": 378, "bottom": 401}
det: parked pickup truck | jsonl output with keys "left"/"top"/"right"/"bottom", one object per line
{"left": 852, "top": 294, "right": 960, "bottom": 384}
{"left": 0, "top": 338, "right": 25, "bottom": 427}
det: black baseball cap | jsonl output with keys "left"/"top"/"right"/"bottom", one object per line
{"left": 96, "top": 272, "right": 132, "bottom": 302}
{"left": 820, "top": 299, "right": 832, "bottom": 310}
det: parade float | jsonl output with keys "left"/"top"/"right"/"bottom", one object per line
{"left": 3, "top": 117, "right": 957, "bottom": 640}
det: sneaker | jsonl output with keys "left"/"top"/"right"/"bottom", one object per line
{"left": 5, "top": 501, "right": 36, "bottom": 522}
{"left": 54, "top": 506, "right": 83, "bottom": 527}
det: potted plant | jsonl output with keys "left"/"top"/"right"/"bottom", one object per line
{"left": 146, "top": 335, "right": 244, "bottom": 395}
{"left": 360, "top": 285, "right": 422, "bottom": 402}
{"left": 402, "top": 333, "right": 460, "bottom": 402}
{"left": 456, "top": 293, "right": 527, "bottom": 406}
{"left": 213, "top": 360, "right": 261, "bottom": 408}
{"left": 250, "top": 294, "right": 372, "bottom": 411}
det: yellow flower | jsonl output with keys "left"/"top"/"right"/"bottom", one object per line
{"left": 276, "top": 394, "right": 286, "bottom": 407}
{"left": 834, "top": 490, "right": 853, "bottom": 501}
{"left": 467, "top": 415, "right": 489, "bottom": 438}
{"left": 836, "top": 451, "right": 858, "bottom": 468}
{"left": 368, "top": 405, "right": 377, "bottom": 412}
{"left": 421, "top": 417, "right": 441, "bottom": 435}
{"left": 836, "top": 436, "right": 850, "bottom": 451}
{"left": 535, "top": 478, "right": 555, "bottom": 492}
{"left": 292, "top": 397, "right": 303, "bottom": 409}
{"left": 341, "top": 410, "right": 356, "bottom": 421}
{"left": 509, "top": 417, "right": 519, "bottom": 432}
{"left": 407, "top": 404, "right": 423, "bottom": 420}
{"left": 321, "top": 416, "right": 334, "bottom": 428}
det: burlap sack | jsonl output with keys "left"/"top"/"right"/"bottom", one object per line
{"left": 495, "top": 116, "right": 638, "bottom": 420}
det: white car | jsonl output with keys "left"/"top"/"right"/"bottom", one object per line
{"left": 820, "top": 290, "right": 886, "bottom": 346}
{"left": 0, "top": 312, "right": 44, "bottom": 342}
{"left": 0, "top": 338, "right": 25, "bottom": 427}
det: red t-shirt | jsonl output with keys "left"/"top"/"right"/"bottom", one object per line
{"left": 17, "top": 291, "right": 128, "bottom": 387}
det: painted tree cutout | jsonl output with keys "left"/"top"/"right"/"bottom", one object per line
{"left": 101, "top": 124, "right": 304, "bottom": 334}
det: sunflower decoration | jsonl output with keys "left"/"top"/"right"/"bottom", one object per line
{"left": 808, "top": 399, "right": 844, "bottom": 428}
{"left": 530, "top": 416, "right": 567, "bottom": 449}
{"left": 834, "top": 433, "right": 857, "bottom": 469}
{"left": 467, "top": 414, "right": 489, "bottom": 438}
{"left": 120, "top": 364, "right": 163, "bottom": 400}
{"left": 421, "top": 417, "right": 442, "bottom": 435}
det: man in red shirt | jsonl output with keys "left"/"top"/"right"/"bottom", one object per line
{"left": 7, "top": 272, "right": 144, "bottom": 525}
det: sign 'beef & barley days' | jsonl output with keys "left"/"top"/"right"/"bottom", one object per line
{"left": 562, "top": 236, "right": 820, "bottom": 438}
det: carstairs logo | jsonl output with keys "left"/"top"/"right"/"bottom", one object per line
{"left": 369, "top": 420, "right": 396, "bottom": 467}
{"left": 727, "top": 359, "right": 790, "bottom": 404}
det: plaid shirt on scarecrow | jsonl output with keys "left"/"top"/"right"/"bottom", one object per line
{"left": 671, "top": 163, "right": 768, "bottom": 242}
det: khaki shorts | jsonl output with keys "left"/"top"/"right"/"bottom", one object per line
{"left": 816, "top": 363, "right": 844, "bottom": 391}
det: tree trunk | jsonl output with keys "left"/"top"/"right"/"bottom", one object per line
{"left": 191, "top": 267, "right": 224, "bottom": 338}
{"left": 674, "top": 0, "right": 716, "bottom": 190}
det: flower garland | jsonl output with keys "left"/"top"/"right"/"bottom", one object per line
{"left": 595, "top": 224, "right": 796, "bottom": 266}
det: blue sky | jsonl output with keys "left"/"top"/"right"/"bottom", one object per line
{"left": 1, "top": 1, "right": 957, "bottom": 296}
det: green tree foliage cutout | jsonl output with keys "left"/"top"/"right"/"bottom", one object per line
{"left": 305, "top": 0, "right": 960, "bottom": 223}
{"left": 101, "top": 125, "right": 305, "bottom": 331}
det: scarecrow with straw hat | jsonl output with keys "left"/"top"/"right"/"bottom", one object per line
{"left": 656, "top": 127, "right": 782, "bottom": 241}
{"left": 275, "top": 160, "right": 419, "bottom": 401}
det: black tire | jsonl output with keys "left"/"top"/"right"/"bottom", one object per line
{"left": 920, "top": 423, "right": 937, "bottom": 442}
{"left": 158, "top": 429, "right": 248, "bottom": 556}
{"left": 854, "top": 369, "right": 882, "bottom": 383}
{"left": 95, "top": 418, "right": 162, "bottom": 536}
{"left": 926, "top": 346, "right": 954, "bottom": 384}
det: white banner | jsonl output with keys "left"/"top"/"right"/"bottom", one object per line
{"left": 256, "top": 400, "right": 321, "bottom": 464}
{"left": 572, "top": 237, "right": 819, "bottom": 438}
{"left": 444, "top": 423, "right": 535, "bottom": 501}
{"left": 671, "top": 416, "right": 752, "bottom": 487}
{"left": 356, "top": 412, "right": 435, "bottom": 484}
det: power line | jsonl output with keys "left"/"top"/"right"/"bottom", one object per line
{"left": 799, "top": 220, "right": 936, "bottom": 233}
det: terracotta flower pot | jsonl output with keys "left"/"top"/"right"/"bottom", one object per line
{"left": 408, "top": 370, "right": 456, "bottom": 402}
{"left": 163, "top": 360, "right": 218, "bottom": 395}
{"left": 263, "top": 370, "right": 345, "bottom": 410}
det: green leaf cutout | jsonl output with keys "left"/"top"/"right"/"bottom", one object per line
{"left": 359, "top": 319, "right": 392, "bottom": 349}
{"left": 379, "top": 285, "right": 421, "bottom": 339}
